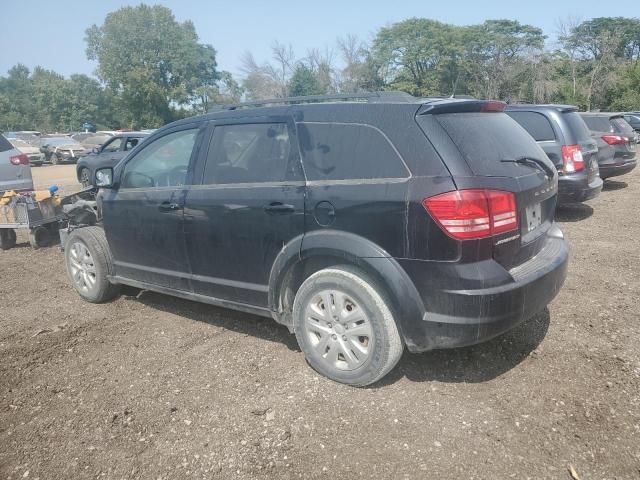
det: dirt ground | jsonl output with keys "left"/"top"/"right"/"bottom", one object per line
{"left": 1, "top": 166, "right": 639, "bottom": 479}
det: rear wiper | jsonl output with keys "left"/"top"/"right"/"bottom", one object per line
{"left": 501, "top": 156, "right": 555, "bottom": 178}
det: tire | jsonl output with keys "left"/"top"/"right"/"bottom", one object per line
{"left": 64, "top": 226, "right": 120, "bottom": 303}
{"left": 50, "top": 154, "right": 59, "bottom": 165}
{"left": 79, "top": 168, "right": 91, "bottom": 188}
{"left": 0, "top": 229, "right": 17, "bottom": 250}
{"left": 29, "top": 226, "right": 50, "bottom": 249}
{"left": 293, "top": 265, "right": 403, "bottom": 386}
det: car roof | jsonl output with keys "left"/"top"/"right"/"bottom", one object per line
{"left": 164, "top": 93, "right": 498, "bottom": 130}
{"left": 112, "top": 132, "right": 149, "bottom": 138}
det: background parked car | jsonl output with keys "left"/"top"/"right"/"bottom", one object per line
{"left": 9, "top": 138, "right": 45, "bottom": 166}
{"left": 71, "top": 132, "right": 113, "bottom": 151}
{"left": 623, "top": 112, "right": 640, "bottom": 139}
{"left": 580, "top": 112, "right": 637, "bottom": 179}
{"left": 75, "top": 132, "right": 148, "bottom": 187}
{"left": 506, "top": 104, "right": 602, "bottom": 204}
{"left": 0, "top": 134, "right": 33, "bottom": 192}
{"left": 39, "top": 137, "right": 88, "bottom": 165}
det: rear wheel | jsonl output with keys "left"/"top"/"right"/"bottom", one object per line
{"left": 50, "top": 154, "right": 59, "bottom": 165}
{"left": 293, "top": 265, "right": 403, "bottom": 386}
{"left": 29, "top": 226, "right": 50, "bottom": 249}
{"left": 0, "top": 229, "right": 17, "bottom": 250}
{"left": 64, "top": 226, "right": 120, "bottom": 303}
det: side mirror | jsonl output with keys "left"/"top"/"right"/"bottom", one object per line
{"left": 95, "top": 167, "right": 114, "bottom": 188}
{"left": 92, "top": 147, "right": 99, "bottom": 154}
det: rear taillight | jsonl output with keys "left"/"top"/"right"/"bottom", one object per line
{"left": 422, "top": 189, "right": 518, "bottom": 240}
{"left": 560, "top": 145, "right": 584, "bottom": 173}
{"left": 9, "top": 154, "right": 29, "bottom": 166}
{"left": 601, "top": 134, "right": 628, "bottom": 145}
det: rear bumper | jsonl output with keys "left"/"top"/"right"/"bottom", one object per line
{"left": 557, "top": 171, "right": 603, "bottom": 203}
{"left": 599, "top": 159, "right": 637, "bottom": 179}
{"left": 398, "top": 226, "right": 569, "bottom": 352}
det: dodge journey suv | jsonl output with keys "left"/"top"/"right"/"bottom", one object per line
{"left": 62, "top": 93, "right": 569, "bottom": 386}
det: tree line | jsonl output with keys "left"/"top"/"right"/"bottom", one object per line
{"left": 1, "top": 5, "right": 640, "bottom": 132}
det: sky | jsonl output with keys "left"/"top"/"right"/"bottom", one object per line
{"left": 1, "top": 0, "right": 637, "bottom": 79}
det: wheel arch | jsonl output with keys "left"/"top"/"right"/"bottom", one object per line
{"left": 268, "top": 230, "right": 426, "bottom": 340}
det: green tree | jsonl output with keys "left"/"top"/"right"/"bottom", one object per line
{"left": 463, "top": 20, "right": 546, "bottom": 101}
{"left": 371, "top": 18, "right": 464, "bottom": 96}
{"left": 85, "top": 4, "right": 218, "bottom": 127}
{"left": 289, "top": 64, "right": 323, "bottom": 96}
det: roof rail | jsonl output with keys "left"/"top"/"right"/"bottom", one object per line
{"left": 211, "top": 91, "right": 416, "bottom": 111}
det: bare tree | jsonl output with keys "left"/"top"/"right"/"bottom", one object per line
{"left": 306, "top": 47, "right": 337, "bottom": 93}
{"left": 556, "top": 16, "right": 582, "bottom": 100}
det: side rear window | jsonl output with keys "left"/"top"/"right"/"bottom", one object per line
{"left": 297, "top": 122, "right": 409, "bottom": 181}
{"left": 203, "top": 123, "right": 292, "bottom": 184}
{"left": 0, "top": 135, "right": 13, "bottom": 153}
{"left": 505, "top": 111, "right": 556, "bottom": 141}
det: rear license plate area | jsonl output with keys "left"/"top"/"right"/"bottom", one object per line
{"left": 525, "top": 203, "right": 542, "bottom": 232}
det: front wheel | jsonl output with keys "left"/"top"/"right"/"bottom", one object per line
{"left": 293, "top": 265, "right": 403, "bottom": 386}
{"left": 65, "top": 226, "right": 120, "bottom": 303}
{"left": 79, "top": 167, "right": 91, "bottom": 188}
{"left": 50, "top": 153, "right": 59, "bottom": 165}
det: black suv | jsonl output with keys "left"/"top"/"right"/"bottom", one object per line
{"left": 506, "top": 104, "right": 603, "bottom": 204}
{"left": 62, "top": 93, "right": 569, "bottom": 386}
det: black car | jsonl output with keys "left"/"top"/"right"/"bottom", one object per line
{"left": 506, "top": 105, "right": 603, "bottom": 204}
{"left": 75, "top": 132, "right": 149, "bottom": 187}
{"left": 61, "top": 93, "right": 569, "bottom": 386}
{"left": 579, "top": 112, "right": 637, "bottom": 179}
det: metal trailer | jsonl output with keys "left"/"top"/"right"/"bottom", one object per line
{"left": 0, "top": 200, "right": 64, "bottom": 250}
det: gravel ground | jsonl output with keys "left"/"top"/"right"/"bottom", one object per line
{"left": 1, "top": 168, "right": 639, "bottom": 479}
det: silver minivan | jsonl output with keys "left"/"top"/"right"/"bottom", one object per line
{"left": 0, "top": 135, "right": 34, "bottom": 192}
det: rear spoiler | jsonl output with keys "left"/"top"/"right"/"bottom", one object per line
{"left": 417, "top": 99, "right": 506, "bottom": 115}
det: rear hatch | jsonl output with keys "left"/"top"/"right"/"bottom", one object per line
{"left": 610, "top": 115, "right": 637, "bottom": 158}
{"left": 416, "top": 102, "right": 558, "bottom": 269}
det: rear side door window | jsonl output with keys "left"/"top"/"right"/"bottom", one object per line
{"left": 297, "top": 122, "right": 409, "bottom": 181}
{"left": 506, "top": 111, "right": 556, "bottom": 141}
{"left": 202, "top": 123, "right": 292, "bottom": 184}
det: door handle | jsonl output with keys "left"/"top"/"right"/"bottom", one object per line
{"left": 264, "top": 202, "right": 295, "bottom": 214}
{"left": 159, "top": 202, "right": 182, "bottom": 212}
